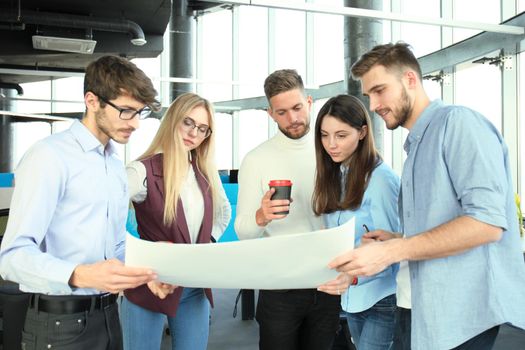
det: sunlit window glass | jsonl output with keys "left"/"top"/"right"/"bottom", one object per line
{"left": 519, "top": 52, "right": 525, "bottom": 198}
{"left": 273, "top": 9, "right": 306, "bottom": 73}
{"left": 399, "top": 0, "right": 441, "bottom": 56}
{"left": 128, "top": 118, "right": 161, "bottom": 162}
{"left": 52, "top": 77, "right": 84, "bottom": 114}
{"left": 238, "top": 110, "right": 269, "bottom": 164}
{"left": 17, "top": 81, "right": 52, "bottom": 114}
{"left": 453, "top": 0, "right": 500, "bottom": 43}
{"left": 313, "top": 13, "right": 343, "bottom": 86}
{"left": 12, "top": 122, "right": 51, "bottom": 167}
{"left": 214, "top": 112, "right": 233, "bottom": 169}
{"left": 455, "top": 53, "right": 502, "bottom": 131}
{"left": 238, "top": 6, "right": 268, "bottom": 99}
{"left": 199, "top": 10, "right": 232, "bottom": 102}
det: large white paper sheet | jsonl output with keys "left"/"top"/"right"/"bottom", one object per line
{"left": 125, "top": 218, "right": 354, "bottom": 289}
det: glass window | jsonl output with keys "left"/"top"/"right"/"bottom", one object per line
{"left": 52, "top": 120, "right": 74, "bottom": 133}
{"left": 313, "top": 12, "right": 343, "bottom": 86}
{"left": 455, "top": 53, "right": 502, "bottom": 131}
{"left": 273, "top": 9, "right": 306, "bottom": 73}
{"left": 519, "top": 52, "right": 525, "bottom": 197}
{"left": 17, "top": 81, "right": 52, "bottom": 114}
{"left": 12, "top": 122, "right": 51, "bottom": 167}
{"left": 132, "top": 57, "right": 162, "bottom": 98}
{"left": 423, "top": 77, "right": 442, "bottom": 101}
{"left": 382, "top": 0, "right": 392, "bottom": 42}
{"left": 399, "top": 0, "right": 441, "bottom": 57}
{"left": 214, "top": 112, "right": 233, "bottom": 169}
{"left": 382, "top": 119, "right": 393, "bottom": 166}
{"left": 453, "top": 0, "right": 500, "bottom": 43}
{"left": 238, "top": 110, "right": 269, "bottom": 164}
{"left": 127, "top": 118, "right": 161, "bottom": 162}
{"left": 53, "top": 77, "right": 84, "bottom": 113}
{"left": 312, "top": 98, "right": 328, "bottom": 127}
{"left": 238, "top": 6, "right": 268, "bottom": 99}
{"left": 199, "top": 10, "right": 233, "bottom": 102}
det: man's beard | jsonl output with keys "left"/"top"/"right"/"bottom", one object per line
{"left": 386, "top": 87, "right": 412, "bottom": 130}
{"left": 279, "top": 122, "right": 310, "bottom": 140}
{"left": 95, "top": 109, "right": 133, "bottom": 144}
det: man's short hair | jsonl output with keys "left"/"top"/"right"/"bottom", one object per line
{"left": 264, "top": 69, "right": 305, "bottom": 102}
{"left": 351, "top": 42, "right": 423, "bottom": 81}
{"left": 84, "top": 55, "right": 160, "bottom": 110}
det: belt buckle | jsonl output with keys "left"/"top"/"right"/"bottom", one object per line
{"left": 99, "top": 293, "right": 114, "bottom": 310}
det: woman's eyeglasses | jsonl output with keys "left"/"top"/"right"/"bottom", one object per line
{"left": 181, "top": 117, "right": 212, "bottom": 138}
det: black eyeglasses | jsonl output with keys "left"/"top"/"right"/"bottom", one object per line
{"left": 182, "top": 117, "right": 212, "bottom": 138}
{"left": 99, "top": 96, "right": 152, "bottom": 120}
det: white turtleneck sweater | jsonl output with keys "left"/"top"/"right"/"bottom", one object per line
{"left": 235, "top": 129, "right": 323, "bottom": 239}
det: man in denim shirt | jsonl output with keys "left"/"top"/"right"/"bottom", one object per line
{"left": 328, "top": 42, "right": 525, "bottom": 350}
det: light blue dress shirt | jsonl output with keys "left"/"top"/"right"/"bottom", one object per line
{"left": 402, "top": 100, "right": 525, "bottom": 350}
{"left": 324, "top": 161, "right": 400, "bottom": 313}
{"left": 0, "top": 120, "right": 128, "bottom": 295}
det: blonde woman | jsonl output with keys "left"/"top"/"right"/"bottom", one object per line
{"left": 121, "top": 93, "right": 231, "bottom": 350}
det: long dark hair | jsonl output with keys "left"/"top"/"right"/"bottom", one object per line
{"left": 312, "top": 94, "right": 380, "bottom": 215}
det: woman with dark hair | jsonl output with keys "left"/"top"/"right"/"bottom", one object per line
{"left": 312, "top": 94, "right": 400, "bottom": 350}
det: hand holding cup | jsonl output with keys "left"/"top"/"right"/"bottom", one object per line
{"left": 256, "top": 180, "right": 293, "bottom": 226}
{"left": 269, "top": 180, "right": 293, "bottom": 215}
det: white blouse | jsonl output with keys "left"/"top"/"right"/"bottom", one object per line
{"left": 126, "top": 160, "right": 231, "bottom": 243}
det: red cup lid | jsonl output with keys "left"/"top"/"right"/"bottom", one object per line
{"left": 269, "top": 180, "right": 292, "bottom": 186}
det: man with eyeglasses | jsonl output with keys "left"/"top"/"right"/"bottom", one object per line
{"left": 0, "top": 55, "right": 160, "bottom": 350}
{"left": 235, "top": 69, "right": 341, "bottom": 350}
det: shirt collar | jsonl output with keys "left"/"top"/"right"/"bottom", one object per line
{"left": 275, "top": 127, "right": 314, "bottom": 148}
{"left": 404, "top": 99, "right": 443, "bottom": 153}
{"left": 70, "top": 119, "right": 118, "bottom": 156}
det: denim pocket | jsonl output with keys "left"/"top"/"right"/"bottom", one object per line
{"left": 374, "top": 294, "right": 397, "bottom": 312}
{"left": 21, "top": 331, "right": 36, "bottom": 350}
{"left": 47, "top": 311, "right": 89, "bottom": 347}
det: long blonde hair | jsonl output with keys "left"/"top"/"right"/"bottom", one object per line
{"left": 138, "top": 92, "right": 221, "bottom": 226}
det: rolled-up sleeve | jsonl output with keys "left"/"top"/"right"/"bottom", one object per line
{"left": 442, "top": 109, "right": 508, "bottom": 230}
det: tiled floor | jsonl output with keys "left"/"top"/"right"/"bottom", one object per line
{"left": 161, "top": 288, "right": 525, "bottom": 350}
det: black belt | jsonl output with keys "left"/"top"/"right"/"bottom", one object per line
{"left": 29, "top": 293, "right": 118, "bottom": 314}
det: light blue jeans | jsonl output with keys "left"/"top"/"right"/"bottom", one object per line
{"left": 120, "top": 288, "right": 210, "bottom": 350}
{"left": 346, "top": 294, "right": 396, "bottom": 350}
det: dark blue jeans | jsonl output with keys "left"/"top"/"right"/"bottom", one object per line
{"left": 451, "top": 326, "right": 500, "bottom": 350}
{"left": 256, "top": 289, "right": 341, "bottom": 350}
{"left": 346, "top": 294, "right": 396, "bottom": 350}
{"left": 393, "top": 307, "right": 411, "bottom": 350}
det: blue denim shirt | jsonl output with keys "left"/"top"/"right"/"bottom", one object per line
{"left": 324, "top": 162, "right": 400, "bottom": 313}
{"left": 402, "top": 100, "right": 525, "bottom": 350}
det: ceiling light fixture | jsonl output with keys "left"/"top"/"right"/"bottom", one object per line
{"left": 32, "top": 35, "right": 97, "bottom": 54}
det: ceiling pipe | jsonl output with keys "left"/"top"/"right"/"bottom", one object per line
{"left": 0, "top": 82, "right": 23, "bottom": 96}
{"left": 0, "top": 10, "right": 147, "bottom": 45}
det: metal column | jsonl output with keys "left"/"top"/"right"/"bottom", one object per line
{"left": 169, "top": 0, "right": 194, "bottom": 100}
{"left": 344, "top": 0, "right": 384, "bottom": 155}
{"left": 0, "top": 89, "right": 15, "bottom": 173}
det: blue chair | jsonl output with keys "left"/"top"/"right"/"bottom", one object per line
{"left": 219, "top": 183, "right": 239, "bottom": 242}
{"left": 0, "top": 174, "right": 14, "bottom": 188}
{"left": 126, "top": 207, "right": 140, "bottom": 238}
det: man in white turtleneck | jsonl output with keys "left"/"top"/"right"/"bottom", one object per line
{"left": 235, "top": 69, "right": 341, "bottom": 350}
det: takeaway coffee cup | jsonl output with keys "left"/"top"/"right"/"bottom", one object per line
{"left": 269, "top": 180, "right": 292, "bottom": 215}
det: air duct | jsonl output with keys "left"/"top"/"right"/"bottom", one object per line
{"left": 0, "top": 10, "right": 147, "bottom": 46}
{"left": 0, "top": 83, "right": 23, "bottom": 96}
